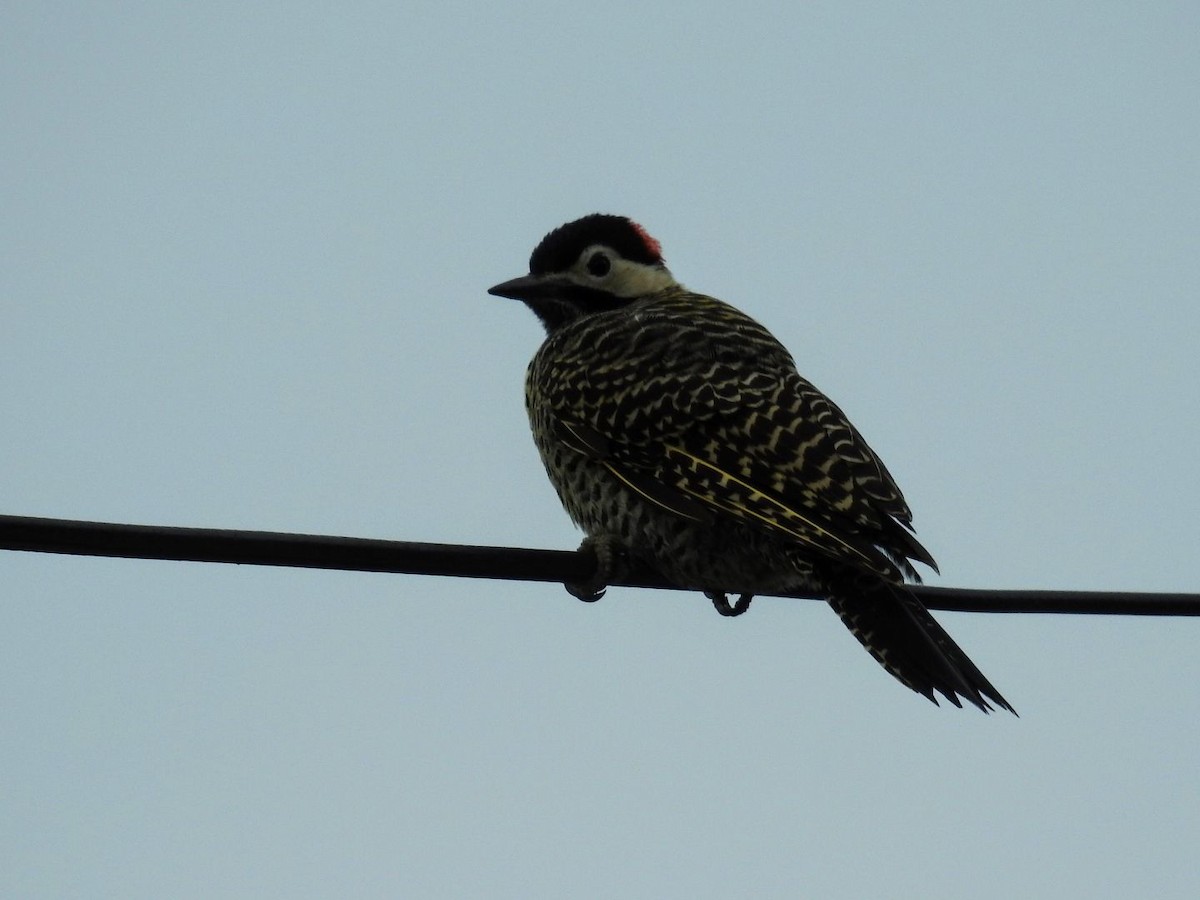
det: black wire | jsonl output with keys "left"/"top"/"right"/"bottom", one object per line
{"left": 1, "top": 513, "right": 1197, "bottom": 616}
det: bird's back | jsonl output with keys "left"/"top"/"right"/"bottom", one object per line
{"left": 525, "top": 287, "right": 934, "bottom": 588}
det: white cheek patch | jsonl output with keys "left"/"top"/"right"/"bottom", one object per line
{"left": 608, "top": 258, "right": 677, "bottom": 297}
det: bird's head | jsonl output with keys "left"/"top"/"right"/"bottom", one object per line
{"left": 488, "top": 214, "right": 678, "bottom": 333}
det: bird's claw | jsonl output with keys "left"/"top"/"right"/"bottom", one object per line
{"left": 706, "top": 591, "right": 754, "bottom": 617}
{"left": 567, "top": 584, "right": 606, "bottom": 603}
{"left": 566, "top": 536, "right": 628, "bottom": 604}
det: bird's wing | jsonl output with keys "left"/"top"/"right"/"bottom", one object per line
{"left": 540, "top": 294, "right": 935, "bottom": 579}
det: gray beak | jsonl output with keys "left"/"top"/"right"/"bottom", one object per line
{"left": 488, "top": 273, "right": 567, "bottom": 301}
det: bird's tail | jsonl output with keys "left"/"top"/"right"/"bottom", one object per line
{"left": 827, "top": 578, "right": 1015, "bottom": 714}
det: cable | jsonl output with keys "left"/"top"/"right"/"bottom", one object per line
{"left": 1, "top": 513, "right": 1196, "bottom": 615}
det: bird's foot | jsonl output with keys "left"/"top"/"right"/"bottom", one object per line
{"left": 706, "top": 591, "right": 754, "bottom": 617}
{"left": 566, "top": 535, "right": 628, "bottom": 603}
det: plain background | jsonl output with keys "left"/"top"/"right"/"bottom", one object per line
{"left": 3, "top": 3, "right": 1198, "bottom": 898}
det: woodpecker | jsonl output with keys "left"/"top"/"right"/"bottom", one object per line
{"left": 489, "top": 213, "right": 1013, "bottom": 713}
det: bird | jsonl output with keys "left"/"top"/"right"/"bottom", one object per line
{"left": 489, "top": 213, "right": 1013, "bottom": 713}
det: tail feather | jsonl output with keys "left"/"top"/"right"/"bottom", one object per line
{"left": 828, "top": 581, "right": 1015, "bottom": 715}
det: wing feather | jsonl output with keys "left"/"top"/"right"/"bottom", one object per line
{"left": 537, "top": 291, "right": 935, "bottom": 579}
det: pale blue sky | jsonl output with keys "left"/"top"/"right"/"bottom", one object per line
{"left": 3, "top": 3, "right": 1199, "bottom": 898}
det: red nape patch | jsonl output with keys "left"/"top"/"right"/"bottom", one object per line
{"left": 630, "top": 220, "right": 663, "bottom": 262}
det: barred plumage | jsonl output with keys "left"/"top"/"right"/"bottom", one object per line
{"left": 490, "top": 214, "right": 1013, "bottom": 713}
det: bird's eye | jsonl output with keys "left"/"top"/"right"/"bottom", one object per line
{"left": 586, "top": 253, "right": 611, "bottom": 277}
